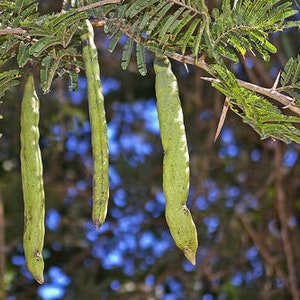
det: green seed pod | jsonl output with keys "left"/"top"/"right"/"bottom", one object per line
{"left": 154, "top": 55, "right": 198, "bottom": 265}
{"left": 80, "top": 20, "right": 109, "bottom": 229}
{"left": 20, "top": 73, "right": 45, "bottom": 284}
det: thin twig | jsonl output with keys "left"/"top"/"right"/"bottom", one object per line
{"left": 0, "top": 28, "right": 26, "bottom": 36}
{"left": 237, "top": 212, "right": 288, "bottom": 286}
{"left": 166, "top": 52, "right": 209, "bottom": 72}
{"left": 274, "top": 143, "right": 299, "bottom": 299}
{"left": 76, "top": 0, "right": 121, "bottom": 12}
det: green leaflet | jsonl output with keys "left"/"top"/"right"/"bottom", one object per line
{"left": 0, "top": 70, "right": 21, "bottom": 99}
{"left": 17, "top": 41, "right": 31, "bottom": 67}
{"left": 280, "top": 55, "right": 300, "bottom": 101}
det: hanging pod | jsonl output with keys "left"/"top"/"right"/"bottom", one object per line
{"left": 20, "top": 73, "right": 45, "bottom": 284}
{"left": 80, "top": 20, "right": 109, "bottom": 229}
{"left": 154, "top": 55, "right": 198, "bottom": 265}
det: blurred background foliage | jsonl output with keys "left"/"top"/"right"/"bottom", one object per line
{"left": 0, "top": 0, "right": 300, "bottom": 299}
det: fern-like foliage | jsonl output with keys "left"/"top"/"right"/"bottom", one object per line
{"left": 0, "top": 0, "right": 299, "bottom": 144}
{"left": 0, "top": 69, "right": 21, "bottom": 99}
{"left": 0, "top": 68, "right": 21, "bottom": 135}
{"left": 1, "top": 0, "right": 297, "bottom": 87}
{"left": 102, "top": 0, "right": 210, "bottom": 69}
{"left": 99, "top": 0, "right": 298, "bottom": 74}
{"left": 0, "top": 1, "right": 35, "bottom": 95}
{"left": 0, "top": 0, "right": 88, "bottom": 93}
{"left": 20, "top": 10, "right": 88, "bottom": 92}
{"left": 101, "top": 1, "right": 300, "bottom": 144}
{"left": 280, "top": 55, "right": 300, "bottom": 102}
{"left": 211, "top": 64, "right": 300, "bottom": 144}
{"left": 210, "top": 0, "right": 298, "bottom": 62}
{"left": 210, "top": 0, "right": 293, "bottom": 62}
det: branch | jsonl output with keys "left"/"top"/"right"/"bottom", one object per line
{"left": 0, "top": 0, "right": 120, "bottom": 37}
{"left": 90, "top": 16, "right": 210, "bottom": 71}
{"left": 201, "top": 76, "right": 300, "bottom": 116}
{"left": 165, "top": 52, "right": 209, "bottom": 72}
{"left": 0, "top": 28, "right": 26, "bottom": 36}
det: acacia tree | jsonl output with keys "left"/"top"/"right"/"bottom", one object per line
{"left": 0, "top": 0, "right": 300, "bottom": 299}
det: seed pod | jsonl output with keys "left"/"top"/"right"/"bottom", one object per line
{"left": 80, "top": 20, "right": 109, "bottom": 229}
{"left": 20, "top": 73, "right": 45, "bottom": 284}
{"left": 154, "top": 55, "right": 198, "bottom": 264}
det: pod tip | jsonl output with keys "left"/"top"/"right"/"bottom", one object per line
{"left": 36, "top": 276, "right": 44, "bottom": 284}
{"left": 184, "top": 249, "right": 196, "bottom": 265}
{"left": 26, "top": 251, "right": 44, "bottom": 284}
{"left": 93, "top": 219, "right": 102, "bottom": 230}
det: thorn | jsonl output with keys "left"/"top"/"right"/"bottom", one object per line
{"left": 214, "top": 97, "right": 229, "bottom": 142}
{"left": 184, "top": 63, "right": 189, "bottom": 74}
{"left": 36, "top": 276, "right": 44, "bottom": 285}
{"left": 282, "top": 97, "right": 296, "bottom": 109}
{"left": 200, "top": 76, "right": 216, "bottom": 83}
{"left": 271, "top": 71, "right": 281, "bottom": 90}
{"left": 233, "top": 0, "right": 238, "bottom": 9}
